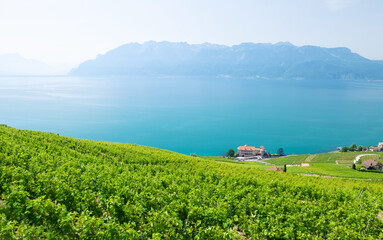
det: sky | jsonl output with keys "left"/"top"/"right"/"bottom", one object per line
{"left": 0, "top": 0, "right": 382, "bottom": 66}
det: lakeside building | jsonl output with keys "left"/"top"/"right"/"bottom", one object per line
{"left": 368, "top": 142, "right": 383, "bottom": 151}
{"left": 360, "top": 146, "right": 368, "bottom": 151}
{"left": 369, "top": 146, "right": 381, "bottom": 152}
{"left": 237, "top": 145, "right": 266, "bottom": 157}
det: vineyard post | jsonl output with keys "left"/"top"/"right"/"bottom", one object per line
{"left": 184, "top": 219, "right": 188, "bottom": 232}
{"left": 183, "top": 219, "right": 188, "bottom": 237}
{"left": 363, "top": 217, "right": 372, "bottom": 236}
{"left": 358, "top": 190, "right": 364, "bottom": 200}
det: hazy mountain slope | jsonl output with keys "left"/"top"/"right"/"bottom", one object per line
{"left": 0, "top": 53, "right": 69, "bottom": 75}
{"left": 70, "top": 41, "right": 383, "bottom": 80}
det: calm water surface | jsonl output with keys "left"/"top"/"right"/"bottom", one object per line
{"left": 1, "top": 76, "right": 383, "bottom": 155}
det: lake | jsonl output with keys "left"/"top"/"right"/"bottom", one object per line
{"left": 1, "top": 76, "right": 383, "bottom": 155}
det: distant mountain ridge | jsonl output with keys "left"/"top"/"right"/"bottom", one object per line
{"left": 0, "top": 53, "right": 53, "bottom": 75}
{"left": 0, "top": 53, "right": 71, "bottom": 76}
{"left": 70, "top": 41, "right": 383, "bottom": 80}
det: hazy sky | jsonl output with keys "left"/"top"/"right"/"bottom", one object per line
{"left": 0, "top": 0, "right": 382, "bottom": 65}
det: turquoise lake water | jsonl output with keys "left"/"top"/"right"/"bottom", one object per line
{"left": 1, "top": 76, "right": 383, "bottom": 155}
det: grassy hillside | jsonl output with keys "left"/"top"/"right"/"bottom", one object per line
{"left": 259, "top": 152, "right": 383, "bottom": 180}
{"left": 265, "top": 152, "right": 383, "bottom": 165}
{"left": 286, "top": 163, "right": 383, "bottom": 179}
{"left": 206, "top": 156, "right": 383, "bottom": 180}
{"left": 359, "top": 154, "right": 383, "bottom": 163}
{"left": 266, "top": 152, "right": 383, "bottom": 165}
{"left": 1, "top": 126, "right": 383, "bottom": 239}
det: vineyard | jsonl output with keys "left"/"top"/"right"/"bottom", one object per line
{"left": 1, "top": 126, "right": 383, "bottom": 239}
{"left": 265, "top": 152, "right": 383, "bottom": 166}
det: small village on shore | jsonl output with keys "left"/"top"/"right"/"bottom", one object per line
{"left": 228, "top": 142, "right": 383, "bottom": 172}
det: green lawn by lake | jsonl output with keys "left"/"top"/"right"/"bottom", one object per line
{"left": 286, "top": 163, "right": 383, "bottom": 180}
{"left": 265, "top": 152, "right": 383, "bottom": 165}
{"left": 204, "top": 152, "right": 383, "bottom": 181}
{"left": 359, "top": 154, "right": 383, "bottom": 163}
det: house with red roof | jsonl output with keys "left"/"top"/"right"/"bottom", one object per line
{"left": 237, "top": 144, "right": 266, "bottom": 157}
{"left": 370, "top": 146, "right": 382, "bottom": 152}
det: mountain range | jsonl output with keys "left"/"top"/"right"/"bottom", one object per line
{"left": 0, "top": 53, "right": 71, "bottom": 76}
{"left": 70, "top": 41, "right": 383, "bottom": 80}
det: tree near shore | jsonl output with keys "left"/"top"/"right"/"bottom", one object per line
{"left": 226, "top": 149, "right": 235, "bottom": 158}
{"left": 349, "top": 143, "right": 357, "bottom": 151}
{"left": 340, "top": 147, "right": 349, "bottom": 152}
{"left": 357, "top": 146, "right": 363, "bottom": 151}
{"left": 277, "top": 148, "right": 284, "bottom": 156}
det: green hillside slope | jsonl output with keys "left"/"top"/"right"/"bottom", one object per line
{"left": 0, "top": 126, "right": 382, "bottom": 239}
{"left": 265, "top": 152, "right": 383, "bottom": 165}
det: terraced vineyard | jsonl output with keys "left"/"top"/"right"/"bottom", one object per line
{"left": 1, "top": 126, "right": 383, "bottom": 239}
{"left": 359, "top": 154, "right": 383, "bottom": 163}
{"left": 266, "top": 152, "right": 383, "bottom": 166}
{"left": 260, "top": 152, "right": 383, "bottom": 180}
